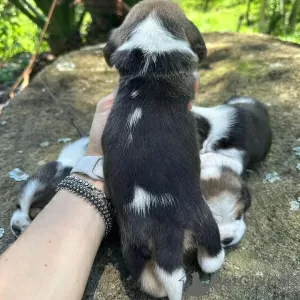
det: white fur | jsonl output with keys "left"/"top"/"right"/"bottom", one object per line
{"left": 200, "top": 152, "right": 244, "bottom": 177}
{"left": 128, "top": 186, "right": 174, "bottom": 215}
{"left": 200, "top": 166, "right": 221, "bottom": 180}
{"left": 219, "top": 217, "right": 246, "bottom": 247}
{"left": 216, "top": 148, "right": 245, "bottom": 168}
{"left": 155, "top": 266, "right": 186, "bottom": 300}
{"left": 118, "top": 13, "right": 196, "bottom": 57}
{"left": 207, "top": 191, "right": 246, "bottom": 247}
{"left": 128, "top": 107, "right": 142, "bottom": 128}
{"left": 192, "top": 105, "right": 236, "bottom": 153}
{"left": 197, "top": 248, "right": 225, "bottom": 273}
{"left": 227, "top": 97, "right": 256, "bottom": 105}
{"left": 10, "top": 210, "right": 31, "bottom": 237}
{"left": 131, "top": 90, "right": 139, "bottom": 98}
{"left": 19, "top": 179, "right": 45, "bottom": 215}
{"left": 57, "top": 137, "right": 89, "bottom": 167}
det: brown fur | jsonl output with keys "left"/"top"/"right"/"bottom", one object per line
{"left": 103, "top": 0, "right": 207, "bottom": 66}
{"left": 201, "top": 168, "right": 251, "bottom": 217}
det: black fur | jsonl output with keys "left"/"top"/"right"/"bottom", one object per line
{"left": 194, "top": 96, "right": 272, "bottom": 170}
{"left": 224, "top": 96, "right": 272, "bottom": 168}
{"left": 20, "top": 161, "right": 72, "bottom": 211}
{"left": 102, "top": 50, "right": 222, "bottom": 283}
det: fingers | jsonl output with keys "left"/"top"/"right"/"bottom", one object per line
{"left": 96, "top": 92, "right": 116, "bottom": 112}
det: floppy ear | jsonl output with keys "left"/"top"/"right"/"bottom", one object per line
{"left": 103, "top": 29, "right": 124, "bottom": 67}
{"left": 184, "top": 20, "right": 207, "bottom": 62}
{"left": 103, "top": 35, "right": 118, "bottom": 67}
{"left": 241, "top": 183, "right": 252, "bottom": 213}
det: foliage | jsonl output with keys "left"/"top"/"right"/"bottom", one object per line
{"left": 0, "top": 1, "right": 48, "bottom": 62}
{"left": 178, "top": 0, "right": 300, "bottom": 43}
{"left": 0, "top": 0, "right": 299, "bottom": 63}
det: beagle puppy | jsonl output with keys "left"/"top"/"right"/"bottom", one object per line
{"left": 10, "top": 137, "right": 89, "bottom": 237}
{"left": 102, "top": 1, "right": 224, "bottom": 299}
{"left": 192, "top": 96, "right": 272, "bottom": 247}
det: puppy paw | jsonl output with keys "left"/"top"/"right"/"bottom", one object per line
{"left": 197, "top": 248, "right": 225, "bottom": 273}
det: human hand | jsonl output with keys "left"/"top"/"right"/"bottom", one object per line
{"left": 86, "top": 92, "right": 115, "bottom": 156}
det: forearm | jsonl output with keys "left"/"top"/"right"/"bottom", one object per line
{"left": 0, "top": 184, "right": 105, "bottom": 300}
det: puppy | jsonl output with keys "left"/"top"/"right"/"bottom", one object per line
{"left": 10, "top": 137, "right": 89, "bottom": 237}
{"left": 102, "top": 1, "right": 224, "bottom": 299}
{"left": 192, "top": 96, "right": 272, "bottom": 247}
{"left": 192, "top": 96, "right": 272, "bottom": 169}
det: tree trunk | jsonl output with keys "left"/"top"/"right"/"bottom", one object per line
{"left": 84, "top": 0, "right": 128, "bottom": 44}
{"left": 287, "top": 0, "right": 300, "bottom": 33}
{"left": 47, "top": 31, "right": 83, "bottom": 55}
{"left": 245, "top": 0, "right": 252, "bottom": 26}
{"left": 204, "top": 0, "right": 210, "bottom": 12}
{"left": 280, "top": 0, "right": 285, "bottom": 17}
{"left": 259, "top": 0, "right": 269, "bottom": 33}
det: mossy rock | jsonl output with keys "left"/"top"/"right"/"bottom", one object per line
{"left": 0, "top": 33, "right": 299, "bottom": 299}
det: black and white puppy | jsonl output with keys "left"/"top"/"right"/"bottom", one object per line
{"left": 102, "top": 1, "right": 224, "bottom": 299}
{"left": 192, "top": 96, "right": 272, "bottom": 247}
{"left": 10, "top": 137, "right": 89, "bottom": 237}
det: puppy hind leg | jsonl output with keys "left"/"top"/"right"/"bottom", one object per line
{"left": 154, "top": 233, "right": 186, "bottom": 300}
{"left": 194, "top": 211, "right": 225, "bottom": 273}
{"left": 122, "top": 242, "right": 167, "bottom": 298}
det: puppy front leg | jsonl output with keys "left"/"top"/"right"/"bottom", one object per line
{"left": 194, "top": 207, "right": 225, "bottom": 273}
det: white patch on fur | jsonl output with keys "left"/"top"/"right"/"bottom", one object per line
{"left": 216, "top": 148, "right": 245, "bottom": 169}
{"left": 207, "top": 191, "right": 246, "bottom": 247}
{"left": 57, "top": 137, "right": 89, "bottom": 167}
{"left": 118, "top": 13, "right": 196, "bottom": 57}
{"left": 128, "top": 186, "right": 174, "bottom": 215}
{"left": 197, "top": 248, "right": 225, "bottom": 273}
{"left": 227, "top": 97, "right": 256, "bottom": 105}
{"left": 140, "top": 264, "right": 167, "bottom": 298}
{"left": 155, "top": 266, "right": 185, "bottom": 300}
{"left": 219, "top": 217, "right": 246, "bottom": 247}
{"left": 200, "top": 166, "right": 221, "bottom": 180}
{"left": 10, "top": 210, "right": 31, "bottom": 237}
{"left": 19, "top": 179, "right": 45, "bottom": 215}
{"left": 131, "top": 90, "right": 139, "bottom": 98}
{"left": 192, "top": 105, "right": 236, "bottom": 153}
{"left": 127, "top": 132, "right": 133, "bottom": 145}
{"left": 200, "top": 152, "right": 244, "bottom": 177}
{"left": 128, "top": 107, "right": 142, "bottom": 129}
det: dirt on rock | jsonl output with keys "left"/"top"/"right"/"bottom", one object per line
{"left": 0, "top": 32, "right": 299, "bottom": 300}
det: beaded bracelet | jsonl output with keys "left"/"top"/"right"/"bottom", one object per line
{"left": 57, "top": 175, "right": 113, "bottom": 237}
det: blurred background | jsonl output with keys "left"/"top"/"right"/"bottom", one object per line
{"left": 0, "top": 0, "right": 299, "bottom": 88}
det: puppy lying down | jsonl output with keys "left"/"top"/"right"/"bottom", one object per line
{"left": 192, "top": 96, "right": 272, "bottom": 247}
{"left": 10, "top": 137, "right": 88, "bottom": 237}
{"left": 11, "top": 96, "right": 272, "bottom": 250}
{"left": 10, "top": 97, "right": 272, "bottom": 251}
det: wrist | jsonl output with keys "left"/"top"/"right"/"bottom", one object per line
{"left": 57, "top": 175, "right": 113, "bottom": 237}
{"left": 72, "top": 173, "right": 104, "bottom": 190}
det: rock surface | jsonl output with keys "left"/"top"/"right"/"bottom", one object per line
{"left": 0, "top": 33, "right": 300, "bottom": 299}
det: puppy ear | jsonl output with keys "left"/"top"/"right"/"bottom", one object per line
{"left": 241, "top": 183, "right": 252, "bottom": 213}
{"left": 103, "top": 38, "right": 117, "bottom": 67}
{"left": 184, "top": 20, "right": 207, "bottom": 62}
{"left": 103, "top": 29, "right": 123, "bottom": 67}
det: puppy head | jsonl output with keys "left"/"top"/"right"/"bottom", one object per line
{"left": 10, "top": 161, "right": 72, "bottom": 237}
{"left": 10, "top": 209, "right": 31, "bottom": 237}
{"left": 103, "top": 0, "right": 207, "bottom": 68}
{"left": 201, "top": 167, "right": 251, "bottom": 247}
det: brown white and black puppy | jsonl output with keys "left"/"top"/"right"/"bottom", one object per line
{"left": 102, "top": 1, "right": 224, "bottom": 300}
{"left": 10, "top": 137, "right": 89, "bottom": 237}
{"left": 192, "top": 96, "right": 272, "bottom": 247}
